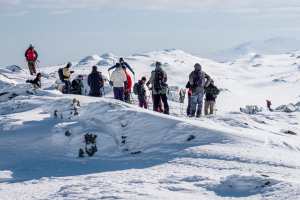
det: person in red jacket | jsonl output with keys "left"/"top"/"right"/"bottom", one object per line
{"left": 25, "top": 44, "right": 38, "bottom": 75}
{"left": 123, "top": 66, "right": 133, "bottom": 103}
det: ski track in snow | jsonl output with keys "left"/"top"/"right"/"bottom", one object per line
{"left": 0, "top": 49, "right": 300, "bottom": 199}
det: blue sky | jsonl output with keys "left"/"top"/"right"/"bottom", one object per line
{"left": 1, "top": 0, "right": 300, "bottom": 66}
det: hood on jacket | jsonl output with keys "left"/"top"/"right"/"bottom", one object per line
{"left": 155, "top": 61, "right": 162, "bottom": 71}
{"left": 194, "top": 63, "right": 202, "bottom": 71}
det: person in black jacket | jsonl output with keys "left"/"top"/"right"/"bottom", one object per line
{"left": 204, "top": 80, "right": 220, "bottom": 115}
{"left": 136, "top": 77, "right": 148, "bottom": 109}
{"left": 185, "top": 81, "right": 192, "bottom": 116}
{"left": 26, "top": 73, "right": 41, "bottom": 89}
{"left": 88, "top": 66, "right": 104, "bottom": 97}
{"left": 71, "top": 75, "right": 84, "bottom": 95}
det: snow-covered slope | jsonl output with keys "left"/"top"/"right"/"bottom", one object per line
{"left": 213, "top": 37, "right": 300, "bottom": 62}
{"left": 0, "top": 49, "right": 300, "bottom": 200}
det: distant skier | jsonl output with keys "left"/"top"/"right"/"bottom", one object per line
{"left": 188, "top": 63, "right": 211, "bottom": 117}
{"left": 110, "top": 63, "right": 127, "bottom": 101}
{"left": 88, "top": 66, "right": 104, "bottom": 97}
{"left": 266, "top": 100, "right": 273, "bottom": 111}
{"left": 25, "top": 44, "right": 38, "bottom": 75}
{"left": 26, "top": 72, "right": 41, "bottom": 89}
{"left": 71, "top": 75, "right": 84, "bottom": 95}
{"left": 185, "top": 81, "right": 192, "bottom": 116}
{"left": 147, "top": 61, "right": 169, "bottom": 114}
{"left": 61, "top": 62, "right": 74, "bottom": 94}
{"left": 204, "top": 80, "right": 220, "bottom": 115}
{"left": 134, "top": 77, "right": 148, "bottom": 109}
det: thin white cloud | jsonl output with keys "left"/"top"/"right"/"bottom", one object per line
{"left": 1, "top": 0, "right": 300, "bottom": 14}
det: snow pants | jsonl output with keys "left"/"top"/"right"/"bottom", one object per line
{"left": 27, "top": 61, "right": 36, "bottom": 75}
{"left": 204, "top": 100, "right": 215, "bottom": 115}
{"left": 138, "top": 97, "right": 148, "bottom": 109}
{"left": 113, "top": 87, "right": 124, "bottom": 101}
{"left": 189, "top": 92, "right": 204, "bottom": 117}
{"left": 186, "top": 95, "right": 192, "bottom": 116}
{"left": 153, "top": 94, "right": 169, "bottom": 114}
{"left": 124, "top": 92, "right": 131, "bottom": 103}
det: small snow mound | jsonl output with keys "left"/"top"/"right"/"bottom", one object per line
{"left": 0, "top": 170, "right": 13, "bottom": 182}
{"left": 5, "top": 65, "right": 23, "bottom": 72}
{"left": 276, "top": 103, "right": 298, "bottom": 113}
{"left": 100, "top": 53, "right": 116, "bottom": 59}
{"left": 78, "top": 55, "right": 101, "bottom": 65}
{"left": 207, "top": 175, "right": 278, "bottom": 197}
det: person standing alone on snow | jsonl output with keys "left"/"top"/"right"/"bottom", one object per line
{"left": 25, "top": 44, "right": 38, "bottom": 75}
{"left": 134, "top": 77, "right": 148, "bottom": 109}
{"left": 110, "top": 63, "right": 127, "bottom": 101}
{"left": 188, "top": 63, "right": 211, "bottom": 117}
{"left": 204, "top": 80, "right": 220, "bottom": 115}
{"left": 88, "top": 66, "right": 104, "bottom": 97}
{"left": 147, "top": 62, "right": 169, "bottom": 114}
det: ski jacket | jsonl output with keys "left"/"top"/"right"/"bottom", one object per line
{"left": 124, "top": 70, "right": 132, "bottom": 92}
{"left": 136, "top": 80, "right": 146, "bottom": 99}
{"left": 205, "top": 84, "right": 220, "bottom": 101}
{"left": 71, "top": 79, "right": 84, "bottom": 95}
{"left": 110, "top": 67, "right": 127, "bottom": 88}
{"left": 147, "top": 69, "right": 168, "bottom": 95}
{"left": 25, "top": 48, "right": 38, "bottom": 62}
{"left": 189, "top": 70, "right": 211, "bottom": 95}
{"left": 88, "top": 71, "right": 104, "bottom": 96}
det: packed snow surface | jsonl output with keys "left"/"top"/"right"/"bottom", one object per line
{"left": 0, "top": 49, "right": 300, "bottom": 200}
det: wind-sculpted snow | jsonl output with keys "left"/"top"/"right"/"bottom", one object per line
{"left": 0, "top": 49, "right": 300, "bottom": 199}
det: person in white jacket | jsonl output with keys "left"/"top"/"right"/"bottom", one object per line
{"left": 110, "top": 63, "right": 127, "bottom": 101}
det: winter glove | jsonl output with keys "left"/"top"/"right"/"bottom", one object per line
{"left": 109, "top": 81, "right": 113, "bottom": 87}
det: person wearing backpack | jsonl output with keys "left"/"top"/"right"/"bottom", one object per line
{"left": 61, "top": 62, "right": 74, "bottom": 94}
{"left": 204, "top": 80, "right": 220, "bottom": 115}
{"left": 88, "top": 66, "right": 104, "bottom": 97}
{"left": 110, "top": 63, "right": 127, "bottom": 101}
{"left": 71, "top": 75, "right": 84, "bottom": 95}
{"left": 147, "top": 62, "right": 169, "bottom": 114}
{"left": 134, "top": 77, "right": 148, "bottom": 109}
{"left": 25, "top": 44, "right": 38, "bottom": 75}
{"left": 188, "top": 63, "right": 211, "bottom": 117}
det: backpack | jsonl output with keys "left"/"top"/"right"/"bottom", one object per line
{"left": 153, "top": 70, "right": 164, "bottom": 91}
{"left": 133, "top": 83, "right": 140, "bottom": 95}
{"left": 71, "top": 79, "right": 82, "bottom": 94}
{"left": 26, "top": 49, "right": 37, "bottom": 61}
{"left": 58, "top": 68, "right": 64, "bottom": 81}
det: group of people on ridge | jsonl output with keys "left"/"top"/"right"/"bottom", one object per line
{"left": 24, "top": 45, "right": 220, "bottom": 117}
